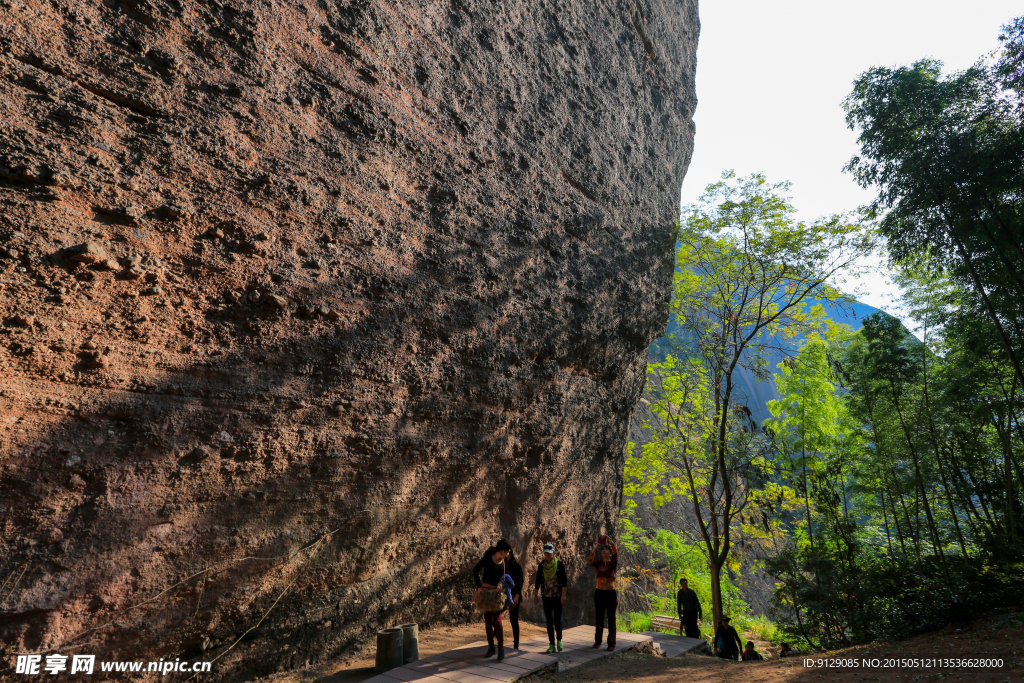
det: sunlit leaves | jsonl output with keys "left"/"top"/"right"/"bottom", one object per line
{"left": 843, "top": 51, "right": 1024, "bottom": 383}
{"left": 628, "top": 172, "right": 877, "bottom": 624}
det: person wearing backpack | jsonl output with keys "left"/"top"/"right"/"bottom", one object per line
{"left": 533, "top": 542, "right": 568, "bottom": 653}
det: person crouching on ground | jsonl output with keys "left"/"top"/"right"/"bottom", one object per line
{"left": 533, "top": 542, "right": 568, "bottom": 653}
{"left": 742, "top": 641, "right": 764, "bottom": 661}
{"left": 473, "top": 539, "right": 511, "bottom": 660}
{"left": 506, "top": 546, "right": 524, "bottom": 650}
{"left": 589, "top": 535, "right": 618, "bottom": 651}
{"left": 714, "top": 616, "right": 743, "bottom": 660}
{"left": 675, "top": 578, "right": 702, "bottom": 638}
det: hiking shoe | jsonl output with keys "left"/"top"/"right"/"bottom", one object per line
{"left": 546, "top": 643, "right": 556, "bottom": 654}
{"left": 497, "top": 647, "right": 505, "bottom": 662}
{"left": 485, "top": 645, "right": 495, "bottom": 658}
{"left": 592, "top": 642, "right": 601, "bottom": 648}
{"left": 607, "top": 642, "right": 615, "bottom": 651}
{"left": 557, "top": 640, "right": 563, "bottom": 652}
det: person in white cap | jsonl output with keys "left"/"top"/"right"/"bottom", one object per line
{"left": 533, "top": 542, "right": 568, "bottom": 653}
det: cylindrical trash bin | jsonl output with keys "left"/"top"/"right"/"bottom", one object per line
{"left": 399, "top": 623, "right": 419, "bottom": 664}
{"left": 375, "top": 628, "right": 404, "bottom": 674}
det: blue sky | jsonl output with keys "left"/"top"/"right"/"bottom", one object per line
{"left": 681, "top": 0, "right": 1021, "bottom": 317}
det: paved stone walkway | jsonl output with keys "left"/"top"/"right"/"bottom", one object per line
{"left": 363, "top": 625, "right": 707, "bottom": 683}
{"left": 642, "top": 631, "right": 710, "bottom": 657}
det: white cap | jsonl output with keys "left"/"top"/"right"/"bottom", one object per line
{"left": 543, "top": 543, "right": 554, "bottom": 552}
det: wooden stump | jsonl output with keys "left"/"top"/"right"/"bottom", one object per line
{"left": 399, "top": 623, "right": 419, "bottom": 663}
{"left": 374, "top": 628, "right": 404, "bottom": 674}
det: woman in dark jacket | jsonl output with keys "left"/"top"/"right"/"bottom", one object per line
{"left": 472, "top": 539, "right": 511, "bottom": 660}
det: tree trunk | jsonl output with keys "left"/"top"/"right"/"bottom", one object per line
{"left": 899, "top": 487, "right": 923, "bottom": 570}
{"left": 709, "top": 559, "right": 724, "bottom": 628}
{"left": 802, "top": 396, "right": 814, "bottom": 551}
{"left": 803, "top": 463, "right": 813, "bottom": 551}
{"left": 921, "top": 320, "right": 968, "bottom": 557}
{"left": 792, "top": 590, "right": 818, "bottom": 651}
{"left": 999, "top": 419, "right": 1018, "bottom": 546}
{"left": 934, "top": 445, "right": 969, "bottom": 557}
{"left": 889, "top": 380, "right": 946, "bottom": 565}
{"left": 880, "top": 489, "right": 896, "bottom": 555}
{"left": 888, "top": 477, "right": 909, "bottom": 556}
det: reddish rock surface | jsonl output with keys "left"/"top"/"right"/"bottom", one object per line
{"left": 0, "top": 0, "right": 697, "bottom": 678}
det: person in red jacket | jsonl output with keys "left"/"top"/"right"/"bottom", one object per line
{"left": 588, "top": 535, "right": 618, "bottom": 650}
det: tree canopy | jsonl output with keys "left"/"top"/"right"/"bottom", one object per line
{"left": 623, "top": 16, "right": 1024, "bottom": 651}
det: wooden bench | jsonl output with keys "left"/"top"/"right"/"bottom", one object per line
{"left": 650, "top": 614, "right": 680, "bottom": 633}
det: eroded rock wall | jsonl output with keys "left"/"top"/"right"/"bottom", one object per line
{"left": 0, "top": 0, "right": 697, "bottom": 677}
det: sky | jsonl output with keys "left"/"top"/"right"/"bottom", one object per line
{"left": 680, "top": 0, "right": 1022, "bottom": 317}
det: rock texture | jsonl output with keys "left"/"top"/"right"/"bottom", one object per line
{"left": 0, "top": 0, "right": 696, "bottom": 678}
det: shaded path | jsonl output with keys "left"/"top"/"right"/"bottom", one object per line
{"left": 360, "top": 625, "right": 707, "bottom": 683}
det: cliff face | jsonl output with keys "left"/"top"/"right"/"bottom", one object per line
{"left": 0, "top": 0, "right": 697, "bottom": 677}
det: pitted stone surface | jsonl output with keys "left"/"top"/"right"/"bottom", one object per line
{"left": 0, "top": 0, "right": 697, "bottom": 678}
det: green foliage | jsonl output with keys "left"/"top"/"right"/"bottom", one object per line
{"left": 628, "top": 171, "right": 877, "bottom": 625}
{"left": 761, "top": 22, "right": 1024, "bottom": 649}
{"left": 996, "top": 15, "right": 1024, "bottom": 96}
{"left": 766, "top": 288, "right": 1024, "bottom": 648}
{"left": 768, "top": 548, "right": 1024, "bottom": 648}
{"left": 633, "top": 23, "right": 1024, "bottom": 639}
{"left": 767, "top": 338, "right": 850, "bottom": 458}
{"left": 744, "top": 614, "right": 783, "bottom": 644}
{"left": 615, "top": 528, "right": 785, "bottom": 643}
{"left": 764, "top": 336, "right": 865, "bottom": 558}
{"left": 618, "top": 612, "right": 653, "bottom": 634}
{"left": 843, "top": 32, "right": 1024, "bottom": 387}
{"left": 652, "top": 529, "right": 745, "bottom": 616}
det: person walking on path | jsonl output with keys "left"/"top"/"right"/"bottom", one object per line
{"left": 473, "top": 539, "right": 511, "bottom": 661}
{"left": 588, "top": 535, "right": 618, "bottom": 651}
{"left": 506, "top": 547, "right": 524, "bottom": 650}
{"left": 533, "top": 542, "right": 568, "bottom": 653}
{"left": 713, "top": 616, "right": 743, "bottom": 660}
{"left": 675, "top": 578, "right": 703, "bottom": 638}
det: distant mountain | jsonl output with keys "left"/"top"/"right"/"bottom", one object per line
{"left": 647, "top": 297, "right": 880, "bottom": 425}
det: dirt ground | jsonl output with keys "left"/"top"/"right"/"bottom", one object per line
{"left": 247, "top": 613, "right": 1023, "bottom": 683}
{"left": 520, "top": 613, "right": 1024, "bottom": 683}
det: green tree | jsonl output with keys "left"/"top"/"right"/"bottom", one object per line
{"left": 843, "top": 44, "right": 1024, "bottom": 388}
{"left": 996, "top": 15, "right": 1024, "bottom": 97}
{"left": 635, "top": 172, "right": 876, "bottom": 626}
{"left": 766, "top": 337, "right": 850, "bottom": 552}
